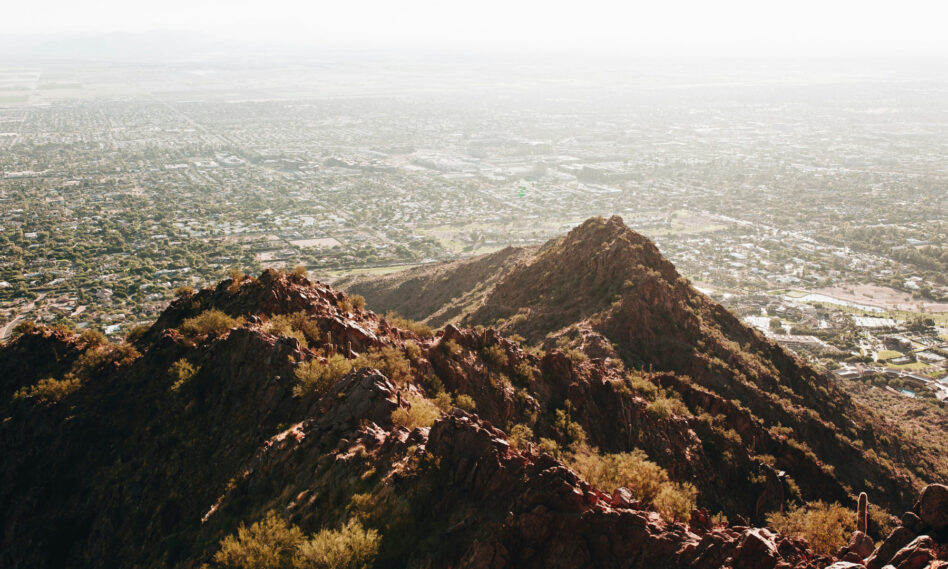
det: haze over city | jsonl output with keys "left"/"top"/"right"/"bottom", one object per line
{"left": 2, "top": 2, "right": 948, "bottom": 568}
{"left": 4, "top": 0, "right": 948, "bottom": 57}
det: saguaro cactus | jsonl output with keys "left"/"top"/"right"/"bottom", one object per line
{"left": 857, "top": 492, "right": 868, "bottom": 533}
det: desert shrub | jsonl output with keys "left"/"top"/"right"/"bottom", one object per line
{"left": 268, "top": 312, "right": 321, "bottom": 347}
{"left": 72, "top": 341, "right": 140, "bottom": 377}
{"left": 766, "top": 501, "right": 854, "bottom": 555}
{"left": 338, "top": 294, "right": 366, "bottom": 313}
{"left": 51, "top": 322, "right": 76, "bottom": 335}
{"left": 79, "top": 329, "right": 107, "bottom": 347}
{"left": 386, "top": 312, "right": 434, "bottom": 339}
{"left": 110, "top": 342, "right": 141, "bottom": 366}
{"left": 174, "top": 285, "right": 195, "bottom": 297}
{"left": 13, "top": 377, "right": 81, "bottom": 403}
{"left": 391, "top": 394, "right": 440, "bottom": 429}
{"left": 293, "top": 354, "right": 353, "bottom": 397}
{"left": 284, "top": 329, "right": 310, "bottom": 348}
{"left": 354, "top": 346, "right": 411, "bottom": 386}
{"left": 627, "top": 374, "right": 659, "bottom": 400}
{"left": 433, "top": 391, "right": 454, "bottom": 412}
{"left": 169, "top": 359, "right": 199, "bottom": 391}
{"left": 403, "top": 340, "right": 422, "bottom": 360}
{"left": 215, "top": 511, "right": 302, "bottom": 569}
{"left": 491, "top": 373, "right": 513, "bottom": 391}
{"left": 554, "top": 405, "right": 587, "bottom": 446}
{"left": 214, "top": 511, "right": 304, "bottom": 569}
{"left": 226, "top": 268, "right": 246, "bottom": 294}
{"left": 213, "top": 511, "right": 379, "bottom": 569}
{"left": 12, "top": 320, "right": 37, "bottom": 338}
{"left": 568, "top": 448, "right": 666, "bottom": 502}
{"left": 537, "top": 437, "right": 562, "bottom": 458}
{"left": 440, "top": 339, "right": 462, "bottom": 356}
{"left": 568, "top": 448, "right": 696, "bottom": 521}
{"left": 481, "top": 344, "right": 508, "bottom": 368}
{"left": 508, "top": 423, "right": 535, "bottom": 450}
{"left": 565, "top": 348, "right": 588, "bottom": 363}
{"left": 646, "top": 395, "right": 690, "bottom": 419}
{"left": 421, "top": 373, "right": 444, "bottom": 395}
{"left": 654, "top": 482, "right": 699, "bottom": 522}
{"left": 455, "top": 393, "right": 476, "bottom": 412}
{"left": 181, "top": 309, "right": 243, "bottom": 338}
{"left": 513, "top": 361, "right": 536, "bottom": 384}
{"left": 868, "top": 504, "right": 897, "bottom": 538}
{"left": 292, "top": 265, "right": 308, "bottom": 277}
{"left": 125, "top": 324, "right": 149, "bottom": 344}
{"left": 295, "top": 519, "right": 380, "bottom": 569}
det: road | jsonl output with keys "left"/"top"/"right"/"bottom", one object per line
{"left": 0, "top": 293, "right": 46, "bottom": 342}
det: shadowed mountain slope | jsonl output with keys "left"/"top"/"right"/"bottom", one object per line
{"left": 1, "top": 219, "right": 946, "bottom": 569}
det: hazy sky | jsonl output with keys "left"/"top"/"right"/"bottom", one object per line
{"left": 5, "top": 0, "right": 948, "bottom": 57}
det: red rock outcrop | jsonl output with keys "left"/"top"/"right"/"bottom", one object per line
{"left": 2, "top": 225, "right": 947, "bottom": 569}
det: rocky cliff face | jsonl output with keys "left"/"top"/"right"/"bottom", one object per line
{"left": 348, "top": 217, "right": 942, "bottom": 514}
{"left": 2, "top": 219, "right": 946, "bottom": 569}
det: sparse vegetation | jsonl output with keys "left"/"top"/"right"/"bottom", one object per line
{"left": 433, "top": 391, "right": 454, "bottom": 411}
{"left": 226, "top": 268, "right": 246, "bottom": 294}
{"left": 508, "top": 423, "right": 535, "bottom": 450}
{"left": 454, "top": 393, "right": 476, "bottom": 412}
{"left": 512, "top": 361, "right": 536, "bottom": 384}
{"left": 766, "top": 501, "right": 855, "bottom": 555}
{"left": 564, "top": 348, "right": 588, "bottom": 363}
{"left": 79, "top": 329, "right": 107, "bottom": 347}
{"left": 214, "top": 511, "right": 303, "bottom": 569}
{"left": 267, "top": 311, "right": 322, "bottom": 347}
{"left": 13, "top": 377, "right": 81, "bottom": 403}
{"left": 169, "top": 358, "right": 199, "bottom": 391}
{"left": 567, "top": 447, "right": 698, "bottom": 522}
{"left": 292, "top": 265, "right": 308, "bottom": 278}
{"left": 293, "top": 354, "right": 353, "bottom": 397}
{"left": 213, "top": 511, "right": 379, "bottom": 569}
{"left": 481, "top": 344, "right": 508, "bottom": 368}
{"left": 354, "top": 346, "right": 412, "bottom": 386}
{"left": 646, "top": 395, "right": 690, "bottom": 419}
{"left": 181, "top": 309, "right": 243, "bottom": 338}
{"left": 338, "top": 294, "right": 366, "bottom": 313}
{"left": 391, "top": 394, "right": 441, "bottom": 429}
{"left": 554, "top": 403, "right": 587, "bottom": 446}
{"left": 386, "top": 312, "right": 434, "bottom": 339}
{"left": 174, "top": 285, "right": 196, "bottom": 297}
{"left": 403, "top": 340, "right": 422, "bottom": 360}
{"left": 295, "top": 519, "right": 380, "bottom": 569}
{"left": 72, "top": 340, "right": 140, "bottom": 377}
{"left": 440, "top": 339, "right": 463, "bottom": 356}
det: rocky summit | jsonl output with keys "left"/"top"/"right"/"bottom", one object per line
{"left": 2, "top": 217, "right": 948, "bottom": 569}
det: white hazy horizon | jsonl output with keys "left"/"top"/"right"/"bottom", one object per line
{"left": 3, "top": 0, "right": 948, "bottom": 59}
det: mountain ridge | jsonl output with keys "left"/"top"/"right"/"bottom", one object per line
{"left": 2, "top": 216, "right": 946, "bottom": 568}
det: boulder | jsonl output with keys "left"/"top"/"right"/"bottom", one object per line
{"left": 901, "top": 512, "right": 925, "bottom": 534}
{"left": 849, "top": 530, "right": 876, "bottom": 559}
{"left": 886, "top": 536, "right": 933, "bottom": 569}
{"left": 914, "top": 485, "right": 948, "bottom": 533}
{"left": 731, "top": 528, "right": 779, "bottom": 569}
{"left": 866, "top": 527, "right": 917, "bottom": 569}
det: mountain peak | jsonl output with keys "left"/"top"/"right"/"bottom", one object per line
{"left": 466, "top": 216, "right": 682, "bottom": 340}
{"left": 4, "top": 219, "right": 947, "bottom": 569}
